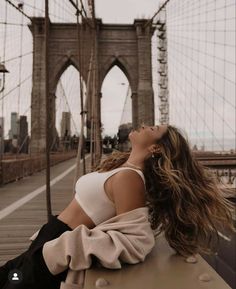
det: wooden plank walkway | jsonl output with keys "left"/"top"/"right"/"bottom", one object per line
{"left": 0, "top": 155, "right": 91, "bottom": 266}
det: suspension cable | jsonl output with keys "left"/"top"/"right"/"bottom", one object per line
{"left": 144, "top": 0, "right": 171, "bottom": 28}
{"left": 0, "top": 21, "right": 28, "bottom": 26}
{"left": 44, "top": 0, "right": 52, "bottom": 220}
{"left": 5, "top": 0, "right": 32, "bottom": 21}
{"left": 5, "top": 51, "right": 32, "bottom": 63}
{"left": 72, "top": 0, "right": 87, "bottom": 195}
{"left": 0, "top": 74, "right": 32, "bottom": 101}
{"left": 59, "top": 80, "right": 80, "bottom": 135}
{"left": 68, "top": 0, "right": 93, "bottom": 28}
{"left": 15, "top": 10, "right": 24, "bottom": 160}
{"left": 79, "top": 0, "right": 87, "bottom": 18}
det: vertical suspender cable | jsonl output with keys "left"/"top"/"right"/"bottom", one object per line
{"left": 72, "top": 75, "right": 93, "bottom": 192}
{"left": 89, "top": 2, "right": 95, "bottom": 170}
{"left": 77, "top": 0, "right": 86, "bottom": 175}
{"left": 90, "top": 0, "right": 100, "bottom": 171}
{"left": 90, "top": 52, "right": 95, "bottom": 170}
{"left": 93, "top": 26, "right": 100, "bottom": 169}
{"left": 45, "top": 0, "right": 52, "bottom": 220}
{"left": 90, "top": 46, "right": 97, "bottom": 170}
{"left": 16, "top": 8, "right": 24, "bottom": 158}
{"left": 72, "top": 0, "right": 86, "bottom": 194}
{"left": 69, "top": 0, "right": 95, "bottom": 192}
{"left": 93, "top": 0, "right": 102, "bottom": 169}
{"left": 0, "top": 2, "right": 8, "bottom": 185}
{"left": 86, "top": 49, "right": 94, "bottom": 173}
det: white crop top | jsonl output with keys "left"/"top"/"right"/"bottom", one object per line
{"left": 74, "top": 167, "right": 146, "bottom": 225}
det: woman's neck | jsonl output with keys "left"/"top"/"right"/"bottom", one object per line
{"left": 122, "top": 150, "right": 146, "bottom": 171}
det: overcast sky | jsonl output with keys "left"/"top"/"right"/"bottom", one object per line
{"left": 0, "top": 0, "right": 235, "bottom": 151}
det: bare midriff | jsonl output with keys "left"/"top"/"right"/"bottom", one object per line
{"left": 57, "top": 197, "right": 96, "bottom": 230}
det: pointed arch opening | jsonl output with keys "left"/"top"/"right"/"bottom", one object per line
{"left": 100, "top": 65, "right": 132, "bottom": 138}
{"left": 54, "top": 65, "right": 85, "bottom": 151}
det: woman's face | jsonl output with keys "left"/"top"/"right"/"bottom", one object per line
{"left": 128, "top": 124, "right": 168, "bottom": 149}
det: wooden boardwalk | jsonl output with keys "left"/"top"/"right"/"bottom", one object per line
{"left": 0, "top": 155, "right": 91, "bottom": 266}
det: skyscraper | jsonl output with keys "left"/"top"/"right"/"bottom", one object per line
{"left": 18, "top": 115, "right": 29, "bottom": 153}
{"left": 60, "top": 112, "right": 71, "bottom": 138}
{"left": 9, "top": 112, "right": 18, "bottom": 139}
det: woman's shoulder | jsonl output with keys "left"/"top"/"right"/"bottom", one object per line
{"left": 118, "top": 166, "right": 145, "bottom": 181}
{"left": 96, "top": 166, "right": 145, "bottom": 185}
{"left": 112, "top": 167, "right": 145, "bottom": 187}
{"left": 111, "top": 168, "right": 146, "bottom": 214}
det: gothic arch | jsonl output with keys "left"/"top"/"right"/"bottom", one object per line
{"left": 99, "top": 56, "right": 135, "bottom": 93}
{"left": 29, "top": 18, "right": 154, "bottom": 153}
{"left": 50, "top": 55, "right": 80, "bottom": 95}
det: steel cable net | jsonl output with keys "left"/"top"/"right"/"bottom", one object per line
{"left": 0, "top": 0, "right": 92, "bottom": 154}
{"left": 0, "top": 0, "right": 235, "bottom": 153}
{"left": 152, "top": 0, "right": 235, "bottom": 152}
{"left": 0, "top": 1, "right": 33, "bottom": 145}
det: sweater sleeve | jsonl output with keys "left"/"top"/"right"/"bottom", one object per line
{"left": 42, "top": 214, "right": 155, "bottom": 275}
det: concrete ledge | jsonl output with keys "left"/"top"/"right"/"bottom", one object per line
{"left": 84, "top": 234, "right": 232, "bottom": 289}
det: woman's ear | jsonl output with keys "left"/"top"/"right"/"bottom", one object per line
{"left": 154, "top": 145, "right": 161, "bottom": 153}
{"left": 148, "top": 144, "right": 160, "bottom": 154}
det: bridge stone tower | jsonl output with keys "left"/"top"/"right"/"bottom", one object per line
{"left": 29, "top": 18, "right": 155, "bottom": 153}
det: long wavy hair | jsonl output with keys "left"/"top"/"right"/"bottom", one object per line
{"left": 94, "top": 125, "right": 236, "bottom": 257}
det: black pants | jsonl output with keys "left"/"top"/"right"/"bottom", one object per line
{"left": 0, "top": 215, "right": 72, "bottom": 289}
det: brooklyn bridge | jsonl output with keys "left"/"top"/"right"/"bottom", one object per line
{"left": 0, "top": 0, "right": 235, "bottom": 288}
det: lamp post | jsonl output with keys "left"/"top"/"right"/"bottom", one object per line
{"left": 0, "top": 62, "right": 9, "bottom": 92}
{"left": 0, "top": 61, "right": 9, "bottom": 185}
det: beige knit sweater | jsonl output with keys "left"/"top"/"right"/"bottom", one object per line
{"left": 40, "top": 206, "right": 156, "bottom": 289}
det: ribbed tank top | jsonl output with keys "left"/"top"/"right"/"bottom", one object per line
{"left": 74, "top": 166, "right": 146, "bottom": 225}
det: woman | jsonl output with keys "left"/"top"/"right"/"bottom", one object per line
{"left": 0, "top": 124, "right": 235, "bottom": 288}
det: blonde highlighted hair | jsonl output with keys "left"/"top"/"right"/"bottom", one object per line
{"left": 95, "top": 125, "right": 236, "bottom": 257}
